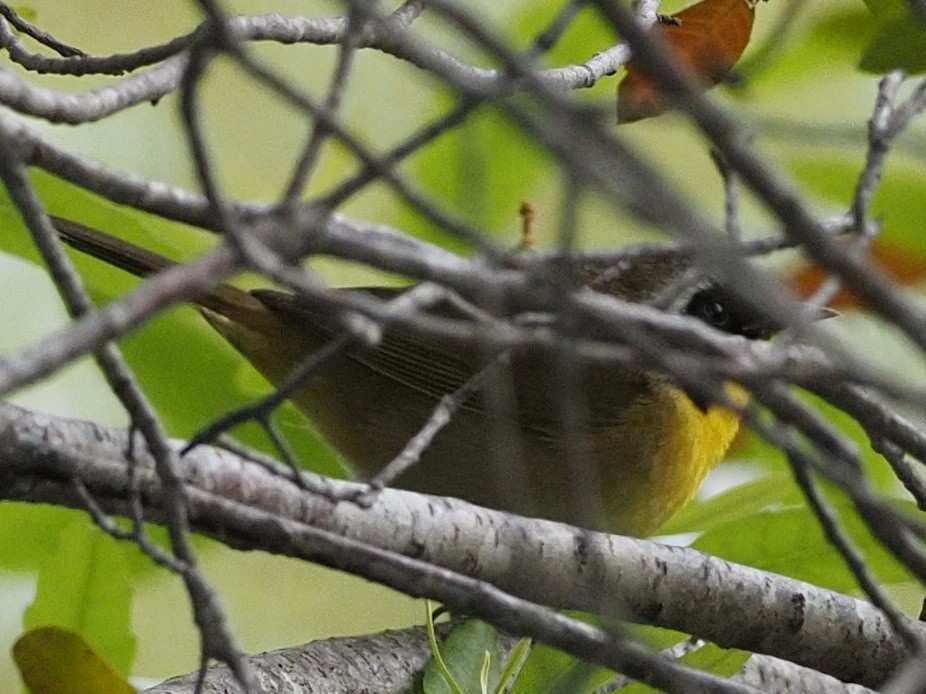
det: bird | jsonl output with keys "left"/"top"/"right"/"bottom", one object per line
{"left": 52, "top": 215, "right": 794, "bottom": 536}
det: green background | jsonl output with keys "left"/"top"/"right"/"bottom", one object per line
{"left": 1, "top": 0, "right": 925, "bottom": 690}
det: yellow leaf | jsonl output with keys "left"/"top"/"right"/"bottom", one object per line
{"left": 13, "top": 626, "right": 135, "bottom": 694}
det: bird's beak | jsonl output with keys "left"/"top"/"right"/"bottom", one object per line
{"left": 743, "top": 304, "right": 838, "bottom": 341}
{"left": 813, "top": 306, "right": 840, "bottom": 322}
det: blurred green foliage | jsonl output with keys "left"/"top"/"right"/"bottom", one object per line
{"left": 859, "top": 0, "right": 926, "bottom": 74}
{"left": 1, "top": 0, "right": 925, "bottom": 690}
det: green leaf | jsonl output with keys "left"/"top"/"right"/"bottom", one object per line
{"left": 677, "top": 642, "right": 750, "bottom": 681}
{"left": 0, "top": 503, "right": 199, "bottom": 584}
{"left": 23, "top": 520, "right": 137, "bottom": 676}
{"left": 507, "top": 642, "right": 611, "bottom": 694}
{"left": 628, "top": 625, "right": 689, "bottom": 653}
{"left": 422, "top": 617, "right": 503, "bottom": 694}
{"left": 660, "top": 473, "right": 802, "bottom": 536}
{"left": 506, "top": 610, "right": 618, "bottom": 694}
{"left": 13, "top": 6, "right": 37, "bottom": 22}
{"left": 620, "top": 642, "right": 749, "bottom": 693}
{"left": 788, "top": 156, "right": 926, "bottom": 254}
{"left": 803, "top": 391, "right": 910, "bottom": 493}
{"left": 0, "top": 503, "right": 82, "bottom": 572}
{"left": 745, "top": 8, "right": 875, "bottom": 91}
{"left": 860, "top": 16, "right": 926, "bottom": 74}
{"left": 862, "top": 0, "right": 909, "bottom": 19}
{"left": 692, "top": 499, "right": 917, "bottom": 595}
{"left": 13, "top": 626, "right": 135, "bottom": 694}
{"left": 493, "top": 637, "right": 531, "bottom": 694}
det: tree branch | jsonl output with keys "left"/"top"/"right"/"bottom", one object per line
{"left": 0, "top": 401, "right": 916, "bottom": 689}
{"left": 140, "top": 625, "right": 877, "bottom": 694}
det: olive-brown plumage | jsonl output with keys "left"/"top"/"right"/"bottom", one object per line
{"left": 54, "top": 217, "right": 780, "bottom": 535}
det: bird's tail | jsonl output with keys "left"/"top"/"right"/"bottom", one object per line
{"left": 52, "top": 215, "right": 176, "bottom": 278}
{"left": 51, "top": 215, "right": 267, "bottom": 319}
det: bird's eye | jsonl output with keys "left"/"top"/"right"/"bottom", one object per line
{"left": 684, "top": 285, "right": 782, "bottom": 339}
{"left": 702, "top": 300, "right": 729, "bottom": 328}
{"left": 685, "top": 289, "right": 734, "bottom": 331}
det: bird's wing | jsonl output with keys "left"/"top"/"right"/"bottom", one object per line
{"left": 252, "top": 287, "right": 482, "bottom": 403}
{"left": 253, "top": 286, "right": 653, "bottom": 428}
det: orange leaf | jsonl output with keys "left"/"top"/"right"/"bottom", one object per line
{"left": 786, "top": 241, "right": 926, "bottom": 311}
{"left": 617, "top": 0, "right": 756, "bottom": 123}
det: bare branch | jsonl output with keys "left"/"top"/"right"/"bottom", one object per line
{"left": 0, "top": 401, "right": 917, "bottom": 689}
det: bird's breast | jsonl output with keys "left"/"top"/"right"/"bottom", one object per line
{"left": 596, "top": 381, "right": 743, "bottom": 536}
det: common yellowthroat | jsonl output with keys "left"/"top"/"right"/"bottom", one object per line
{"left": 53, "top": 216, "right": 787, "bottom": 536}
